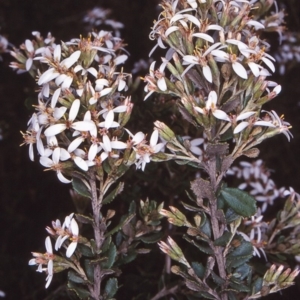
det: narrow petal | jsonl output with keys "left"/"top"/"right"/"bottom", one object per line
{"left": 52, "top": 148, "right": 61, "bottom": 164}
{"left": 236, "top": 111, "right": 255, "bottom": 121}
{"left": 51, "top": 88, "right": 61, "bottom": 109}
{"left": 72, "top": 121, "right": 96, "bottom": 131}
{"left": 102, "top": 135, "right": 112, "bottom": 152}
{"left": 213, "top": 110, "right": 230, "bottom": 121}
{"left": 261, "top": 57, "right": 275, "bottom": 72}
{"left": 70, "top": 218, "right": 79, "bottom": 235}
{"left": 192, "top": 33, "right": 214, "bottom": 43}
{"left": 68, "top": 136, "right": 84, "bottom": 153}
{"left": 38, "top": 68, "right": 58, "bottom": 85}
{"left": 61, "top": 50, "right": 81, "bottom": 69}
{"left": 104, "top": 110, "right": 114, "bottom": 129}
{"left": 110, "top": 141, "right": 127, "bottom": 149}
{"left": 26, "top": 58, "right": 33, "bottom": 71}
{"left": 57, "top": 171, "right": 72, "bottom": 183}
{"left": 232, "top": 61, "right": 248, "bottom": 79}
{"left": 202, "top": 65, "right": 212, "bottom": 83}
{"left": 88, "top": 144, "right": 98, "bottom": 161}
{"left": 40, "top": 157, "right": 53, "bottom": 168}
{"left": 248, "top": 62, "right": 260, "bottom": 77}
{"left": 45, "top": 236, "right": 53, "bottom": 254}
{"left": 66, "top": 242, "right": 77, "bottom": 258}
{"left": 44, "top": 124, "right": 66, "bottom": 136}
{"left": 157, "top": 77, "right": 167, "bottom": 91}
{"left": 234, "top": 121, "right": 249, "bottom": 134}
{"left": 69, "top": 99, "right": 80, "bottom": 121}
{"left": 150, "top": 130, "right": 159, "bottom": 147}
{"left": 165, "top": 26, "right": 179, "bottom": 37}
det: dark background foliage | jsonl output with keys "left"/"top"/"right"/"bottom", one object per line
{"left": 0, "top": 0, "right": 299, "bottom": 299}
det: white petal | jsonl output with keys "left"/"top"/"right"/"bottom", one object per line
{"left": 57, "top": 171, "right": 71, "bottom": 183}
{"left": 99, "top": 87, "right": 113, "bottom": 97}
{"left": 51, "top": 88, "right": 61, "bottom": 108}
{"left": 29, "top": 144, "right": 34, "bottom": 161}
{"left": 25, "top": 39, "right": 34, "bottom": 52}
{"left": 114, "top": 54, "right": 128, "bottom": 65}
{"left": 110, "top": 141, "right": 127, "bottom": 149}
{"left": 44, "top": 124, "right": 66, "bottom": 136}
{"left": 113, "top": 105, "right": 127, "bottom": 113}
{"left": 38, "top": 68, "right": 58, "bottom": 85}
{"left": 53, "top": 107, "right": 67, "bottom": 120}
{"left": 60, "top": 148, "right": 71, "bottom": 161}
{"left": 69, "top": 99, "right": 80, "bottom": 121}
{"left": 165, "top": 26, "right": 179, "bottom": 37}
{"left": 232, "top": 61, "right": 248, "bottom": 79}
{"left": 118, "top": 79, "right": 126, "bottom": 91}
{"left": 26, "top": 58, "right": 33, "bottom": 71}
{"left": 74, "top": 156, "right": 88, "bottom": 170}
{"left": 183, "top": 55, "right": 198, "bottom": 64}
{"left": 261, "top": 57, "right": 275, "bottom": 73}
{"left": 45, "top": 274, "right": 53, "bottom": 288}
{"left": 206, "top": 24, "right": 223, "bottom": 31}
{"left": 192, "top": 33, "right": 214, "bottom": 43}
{"left": 61, "top": 50, "right": 81, "bottom": 69}
{"left": 54, "top": 44, "right": 61, "bottom": 61}
{"left": 102, "top": 135, "right": 112, "bottom": 152}
{"left": 88, "top": 144, "right": 98, "bottom": 161}
{"left": 254, "top": 121, "right": 276, "bottom": 127}
{"left": 248, "top": 62, "right": 260, "bottom": 77}
{"left": 273, "top": 85, "right": 281, "bottom": 95}
{"left": 236, "top": 111, "right": 255, "bottom": 121}
{"left": 213, "top": 110, "right": 230, "bottom": 121}
{"left": 234, "top": 121, "right": 249, "bottom": 134}
{"left": 68, "top": 136, "right": 84, "bottom": 153}
{"left": 87, "top": 67, "right": 98, "bottom": 77}
{"left": 52, "top": 147, "right": 61, "bottom": 164}
{"left": 72, "top": 121, "right": 96, "bottom": 131}
{"left": 66, "top": 242, "right": 77, "bottom": 257}
{"left": 45, "top": 236, "right": 53, "bottom": 254}
{"left": 104, "top": 110, "right": 114, "bottom": 129}
{"left": 40, "top": 157, "right": 53, "bottom": 168}
{"left": 183, "top": 14, "right": 200, "bottom": 27}
{"left": 132, "top": 132, "right": 145, "bottom": 144}
{"left": 203, "top": 65, "right": 212, "bottom": 83}
{"left": 150, "top": 130, "right": 159, "bottom": 147}
{"left": 157, "top": 78, "right": 167, "bottom": 91}
{"left": 70, "top": 218, "right": 79, "bottom": 235}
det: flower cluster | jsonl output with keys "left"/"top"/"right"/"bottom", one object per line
{"left": 13, "top": 31, "right": 164, "bottom": 183}
{"left": 144, "top": 0, "right": 291, "bottom": 147}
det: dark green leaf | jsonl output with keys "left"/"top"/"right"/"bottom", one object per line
{"left": 228, "top": 280, "right": 250, "bottom": 292}
{"left": 251, "top": 277, "right": 263, "bottom": 294}
{"left": 105, "top": 214, "right": 135, "bottom": 237}
{"left": 214, "top": 231, "right": 232, "bottom": 247}
{"left": 76, "top": 214, "right": 93, "bottom": 225}
{"left": 191, "top": 262, "right": 205, "bottom": 279}
{"left": 116, "top": 249, "right": 137, "bottom": 266}
{"left": 211, "top": 271, "right": 226, "bottom": 286}
{"left": 72, "top": 177, "right": 91, "bottom": 198}
{"left": 235, "top": 264, "right": 252, "bottom": 280}
{"left": 77, "top": 244, "right": 94, "bottom": 258}
{"left": 101, "top": 243, "right": 117, "bottom": 269}
{"left": 184, "top": 236, "right": 214, "bottom": 255}
{"left": 84, "top": 260, "right": 94, "bottom": 282}
{"left": 67, "top": 281, "right": 90, "bottom": 300}
{"left": 139, "top": 231, "right": 164, "bottom": 243}
{"left": 225, "top": 208, "right": 241, "bottom": 224}
{"left": 68, "top": 270, "right": 87, "bottom": 284}
{"left": 221, "top": 188, "right": 256, "bottom": 217}
{"left": 102, "top": 236, "right": 112, "bottom": 253}
{"left": 104, "top": 277, "right": 118, "bottom": 298}
{"left": 102, "top": 182, "right": 124, "bottom": 205}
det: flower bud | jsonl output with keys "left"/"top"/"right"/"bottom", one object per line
{"left": 154, "top": 121, "right": 175, "bottom": 142}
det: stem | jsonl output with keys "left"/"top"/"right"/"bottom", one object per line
{"left": 89, "top": 170, "right": 105, "bottom": 300}
{"left": 207, "top": 157, "right": 228, "bottom": 300}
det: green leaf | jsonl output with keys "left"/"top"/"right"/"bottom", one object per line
{"left": 104, "top": 277, "right": 118, "bottom": 299}
{"left": 77, "top": 244, "right": 94, "bottom": 258}
{"left": 191, "top": 262, "right": 205, "bottom": 279}
{"left": 228, "top": 279, "right": 250, "bottom": 292}
{"left": 105, "top": 214, "right": 135, "bottom": 237}
{"left": 225, "top": 208, "right": 241, "bottom": 224}
{"left": 76, "top": 214, "right": 93, "bottom": 225}
{"left": 211, "top": 271, "right": 226, "bottom": 286}
{"left": 72, "top": 177, "right": 91, "bottom": 198}
{"left": 102, "top": 182, "right": 124, "bottom": 205}
{"left": 234, "top": 264, "right": 252, "bottom": 281}
{"left": 101, "top": 243, "right": 117, "bottom": 269}
{"left": 214, "top": 231, "right": 232, "bottom": 247}
{"left": 226, "top": 241, "right": 253, "bottom": 269}
{"left": 84, "top": 259, "right": 94, "bottom": 283}
{"left": 184, "top": 236, "right": 214, "bottom": 255}
{"left": 102, "top": 236, "right": 112, "bottom": 253}
{"left": 251, "top": 277, "right": 263, "bottom": 294}
{"left": 139, "top": 231, "right": 164, "bottom": 243}
{"left": 221, "top": 188, "right": 256, "bottom": 217}
{"left": 68, "top": 270, "right": 87, "bottom": 284}
{"left": 67, "top": 281, "right": 90, "bottom": 300}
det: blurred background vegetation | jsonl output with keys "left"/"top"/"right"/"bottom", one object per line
{"left": 0, "top": 0, "right": 299, "bottom": 299}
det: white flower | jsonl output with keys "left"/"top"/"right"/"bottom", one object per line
{"left": 182, "top": 43, "right": 222, "bottom": 82}
{"left": 133, "top": 130, "right": 164, "bottom": 171}
{"left": 40, "top": 148, "right": 71, "bottom": 183}
{"left": 28, "top": 236, "right": 54, "bottom": 288}
{"left": 44, "top": 99, "right": 96, "bottom": 137}
{"left": 65, "top": 215, "right": 79, "bottom": 258}
{"left": 194, "top": 91, "right": 230, "bottom": 121}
